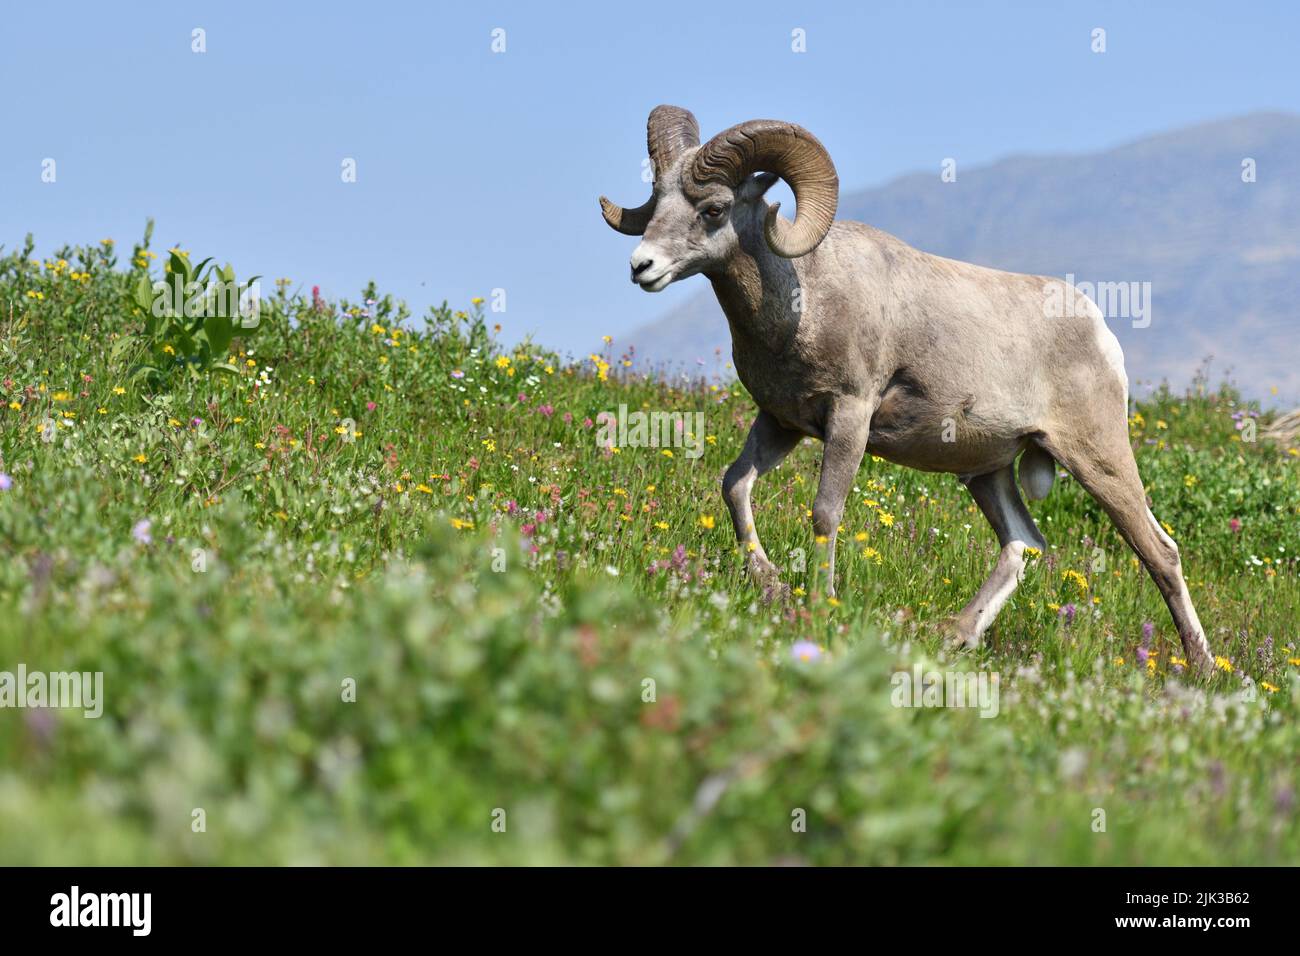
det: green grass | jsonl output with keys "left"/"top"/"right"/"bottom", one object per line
{"left": 1, "top": 230, "right": 1298, "bottom": 865}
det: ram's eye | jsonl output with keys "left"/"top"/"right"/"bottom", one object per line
{"left": 703, "top": 204, "right": 726, "bottom": 220}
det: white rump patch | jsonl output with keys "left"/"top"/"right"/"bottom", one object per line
{"left": 1081, "top": 295, "right": 1129, "bottom": 406}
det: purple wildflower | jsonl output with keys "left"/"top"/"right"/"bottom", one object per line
{"left": 791, "top": 641, "right": 822, "bottom": 662}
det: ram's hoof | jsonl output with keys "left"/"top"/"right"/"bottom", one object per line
{"left": 760, "top": 579, "right": 792, "bottom": 605}
{"left": 1184, "top": 645, "right": 1215, "bottom": 679}
{"left": 940, "top": 614, "right": 981, "bottom": 652}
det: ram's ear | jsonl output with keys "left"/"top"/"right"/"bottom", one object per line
{"left": 737, "top": 171, "right": 780, "bottom": 201}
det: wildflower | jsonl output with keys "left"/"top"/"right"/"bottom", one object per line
{"left": 471, "top": 296, "right": 485, "bottom": 306}
{"left": 1059, "top": 602, "right": 1078, "bottom": 624}
{"left": 451, "top": 369, "right": 465, "bottom": 379}
{"left": 1228, "top": 517, "right": 1241, "bottom": 533}
{"left": 876, "top": 510, "right": 895, "bottom": 528}
{"left": 791, "top": 641, "right": 822, "bottom": 662}
{"left": 1214, "top": 656, "right": 1234, "bottom": 673}
{"left": 699, "top": 514, "right": 715, "bottom": 530}
{"left": 0, "top": 473, "right": 11, "bottom": 491}
{"left": 112, "top": 386, "right": 126, "bottom": 395}
{"left": 1262, "top": 681, "right": 1279, "bottom": 694}
{"left": 131, "top": 519, "right": 152, "bottom": 545}
{"left": 662, "top": 449, "right": 674, "bottom": 458}
{"left": 1062, "top": 569, "right": 1089, "bottom": 596}
{"left": 133, "top": 454, "right": 146, "bottom": 463}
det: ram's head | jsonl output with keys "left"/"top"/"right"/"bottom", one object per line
{"left": 600, "top": 105, "right": 839, "bottom": 291}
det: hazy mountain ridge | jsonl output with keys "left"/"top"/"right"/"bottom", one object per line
{"left": 614, "top": 112, "right": 1300, "bottom": 404}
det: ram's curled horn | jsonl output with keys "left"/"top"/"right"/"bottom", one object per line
{"left": 599, "top": 104, "right": 701, "bottom": 235}
{"left": 691, "top": 119, "right": 838, "bottom": 258}
{"left": 645, "top": 105, "right": 700, "bottom": 176}
{"left": 598, "top": 195, "right": 654, "bottom": 235}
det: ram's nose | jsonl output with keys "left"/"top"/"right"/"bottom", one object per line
{"left": 629, "top": 250, "right": 656, "bottom": 282}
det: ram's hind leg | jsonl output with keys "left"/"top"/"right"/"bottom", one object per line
{"left": 1042, "top": 429, "right": 1214, "bottom": 674}
{"left": 723, "top": 410, "right": 802, "bottom": 600}
{"left": 947, "top": 466, "right": 1047, "bottom": 650}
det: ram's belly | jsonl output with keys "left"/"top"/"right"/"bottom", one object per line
{"left": 866, "top": 377, "right": 1027, "bottom": 475}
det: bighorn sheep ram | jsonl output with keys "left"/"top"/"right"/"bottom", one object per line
{"left": 600, "top": 105, "right": 1215, "bottom": 673}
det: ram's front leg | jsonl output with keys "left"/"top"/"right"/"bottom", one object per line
{"left": 811, "top": 400, "right": 872, "bottom": 599}
{"left": 723, "top": 410, "right": 802, "bottom": 599}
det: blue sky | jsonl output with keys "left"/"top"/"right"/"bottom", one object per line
{"left": 2, "top": 1, "right": 1297, "bottom": 356}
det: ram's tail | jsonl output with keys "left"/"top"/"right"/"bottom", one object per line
{"left": 1018, "top": 444, "right": 1056, "bottom": 501}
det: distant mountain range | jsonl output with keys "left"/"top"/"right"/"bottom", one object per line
{"left": 614, "top": 112, "right": 1300, "bottom": 405}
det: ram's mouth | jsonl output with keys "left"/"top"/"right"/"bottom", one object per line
{"left": 635, "top": 271, "right": 674, "bottom": 292}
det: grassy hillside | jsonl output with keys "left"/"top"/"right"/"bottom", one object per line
{"left": 1, "top": 229, "right": 1297, "bottom": 865}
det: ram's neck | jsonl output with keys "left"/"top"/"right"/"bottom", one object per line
{"left": 704, "top": 214, "right": 802, "bottom": 348}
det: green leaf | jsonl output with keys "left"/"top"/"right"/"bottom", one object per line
{"left": 110, "top": 335, "right": 136, "bottom": 363}
{"left": 133, "top": 273, "right": 154, "bottom": 314}
{"left": 168, "top": 251, "right": 191, "bottom": 282}
{"left": 128, "top": 364, "right": 161, "bottom": 381}
{"left": 204, "top": 314, "right": 235, "bottom": 359}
